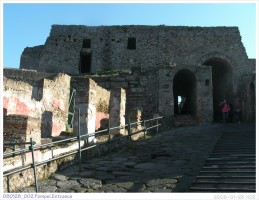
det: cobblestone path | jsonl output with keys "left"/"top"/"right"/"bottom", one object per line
{"left": 19, "top": 123, "right": 254, "bottom": 193}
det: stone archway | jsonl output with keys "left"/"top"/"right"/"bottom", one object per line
{"left": 248, "top": 81, "right": 255, "bottom": 121}
{"left": 202, "top": 58, "right": 233, "bottom": 121}
{"left": 173, "top": 69, "right": 197, "bottom": 116}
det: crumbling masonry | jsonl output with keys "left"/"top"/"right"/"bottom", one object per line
{"left": 3, "top": 25, "right": 256, "bottom": 142}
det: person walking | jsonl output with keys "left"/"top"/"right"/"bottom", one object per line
{"left": 219, "top": 99, "right": 230, "bottom": 123}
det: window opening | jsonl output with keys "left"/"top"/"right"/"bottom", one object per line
{"left": 80, "top": 53, "right": 92, "bottom": 73}
{"left": 82, "top": 39, "right": 91, "bottom": 48}
{"left": 127, "top": 37, "right": 136, "bottom": 49}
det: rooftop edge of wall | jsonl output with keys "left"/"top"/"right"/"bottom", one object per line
{"left": 3, "top": 68, "right": 56, "bottom": 84}
{"left": 49, "top": 24, "right": 239, "bottom": 35}
{"left": 51, "top": 24, "right": 238, "bottom": 29}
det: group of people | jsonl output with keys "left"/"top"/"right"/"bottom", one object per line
{"left": 219, "top": 97, "right": 241, "bottom": 123}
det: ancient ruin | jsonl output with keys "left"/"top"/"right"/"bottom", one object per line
{"left": 3, "top": 24, "right": 256, "bottom": 192}
{"left": 3, "top": 24, "right": 256, "bottom": 142}
{"left": 5, "top": 24, "right": 254, "bottom": 133}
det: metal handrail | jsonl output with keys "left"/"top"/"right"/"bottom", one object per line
{"left": 3, "top": 111, "right": 164, "bottom": 193}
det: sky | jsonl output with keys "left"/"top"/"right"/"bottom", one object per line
{"left": 2, "top": 2, "right": 257, "bottom": 68}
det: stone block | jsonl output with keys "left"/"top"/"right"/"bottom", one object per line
{"left": 110, "top": 76, "right": 125, "bottom": 82}
{"left": 110, "top": 82, "right": 128, "bottom": 88}
{"left": 3, "top": 115, "right": 41, "bottom": 146}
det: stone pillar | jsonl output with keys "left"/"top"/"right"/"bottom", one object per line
{"left": 72, "top": 77, "right": 96, "bottom": 142}
{"left": 86, "top": 85, "right": 96, "bottom": 141}
{"left": 109, "top": 88, "right": 126, "bottom": 135}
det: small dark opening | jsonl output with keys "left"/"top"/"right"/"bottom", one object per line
{"left": 205, "top": 79, "right": 210, "bottom": 86}
{"left": 80, "top": 53, "right": 91, "bottom": 73}
{"left": 82, "top": 39, "right": 91, "bottom": 48}
{"left": 127, "top": 37, "right": 136, "bottom": 49}
{"left": 173, "top": 69, "right": 197, "bottom": 115}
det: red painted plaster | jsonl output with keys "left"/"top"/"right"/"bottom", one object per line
{"left": 95, "top": 112, "right": 109, "bottom": 130}
{"left": 3, "top": 96, "right": 34, "bottom": 116}
{"left": 52, "top": 99, "right": 65, "bottom": 110}
{"left": 52, "top": 122, "right": 64, "bottom": 137}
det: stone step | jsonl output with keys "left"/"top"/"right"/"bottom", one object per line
{"left": 173, "top": 115, "right": 197, "bottom": 126}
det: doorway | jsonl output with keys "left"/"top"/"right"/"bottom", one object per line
{"left": 173, "top": 69, "right": 197, "bottom": 115}
{"left": 80, "top": 53, "right": 92, "bottom": 73}
{"left": 203, "top": 58, "right": 233, "bottom": 121}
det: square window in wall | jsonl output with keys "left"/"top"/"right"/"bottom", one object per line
{"left": 127, "top": 37, "right": 136, "bottom": 49}
{"left": 82, "top": 39, "right": 91, "bottom": 48}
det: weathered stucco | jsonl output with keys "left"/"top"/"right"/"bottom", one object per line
{"left": 3, "top": 69, "right": 71, "bottom": 137}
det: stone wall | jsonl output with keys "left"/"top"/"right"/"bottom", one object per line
{"left": 3, "top": 69, "right": 71, "bottom": 137}
{"left": 90, "top": 73, "right": 155, "bottom": 123}
{"left": 3, "top": 68, "right": 54, "bottom": 83}
{"left": 20, "top": 45, "right": 44, "bottom": 71}
{"left": 20, "top": 25, "right": 249, "bottom": 77}
{"left": 18, "top": 25, "right": 255, "bottom": 124}
{"left": 239, "top": 74, "right": 256, "bottom": 122}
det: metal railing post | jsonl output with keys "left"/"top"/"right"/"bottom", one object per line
{"left": 128, "top": 117, "right": 131, "bottom": 140}
{"left": 78, "top": 108, "right": 82, "bottom": 172}
{"left": 29, "top": 138, "right": 38, "bottom": 193}
{"left": 156, "top": 118, "right": 159, "bottom": 134}
{"left": 108, "top": 119, "right": 111, "bottom": 159}
{"left": 143, "top": 120, "right": 146, "bottom": 140}
{"left": 7, "top": 176, "right": 10, "bottom": 193}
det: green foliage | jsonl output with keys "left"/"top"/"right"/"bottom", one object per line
{"left": 65, "top": 124, "right": 73, "bottom": 135}
{"left": 96, "top": 99, "right": 109, "bottom": 114}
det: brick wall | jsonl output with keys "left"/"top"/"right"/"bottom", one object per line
{"left": 3, "top": 115, "right": 41, "bottom": 146}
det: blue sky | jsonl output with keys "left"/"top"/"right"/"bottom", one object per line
{"left": 3, "top": 2, "right": 257, "bottom": 68}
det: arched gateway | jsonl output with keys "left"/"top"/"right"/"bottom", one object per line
{"left": 197, "top": 52, "right": 235, "bottom": 122}
{"left": 158, "top": 65, "right": 213, "bottom": 125}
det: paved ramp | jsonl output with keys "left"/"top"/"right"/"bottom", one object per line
{"left": 190, "top": 125, "right": 256, "bottom": 192}
{"left": 18, "top": 123, "right": 255, "bottom": 193}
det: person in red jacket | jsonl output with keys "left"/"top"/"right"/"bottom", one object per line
{"left": 219, "top": 99, "right": 230, "bottom": 123}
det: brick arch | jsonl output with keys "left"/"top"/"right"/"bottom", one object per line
{"left": 198, "top": 52, "right": 235, "bottom": 121}
{"left": 197, "top": 51, "right": 237, "bottom": 68}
